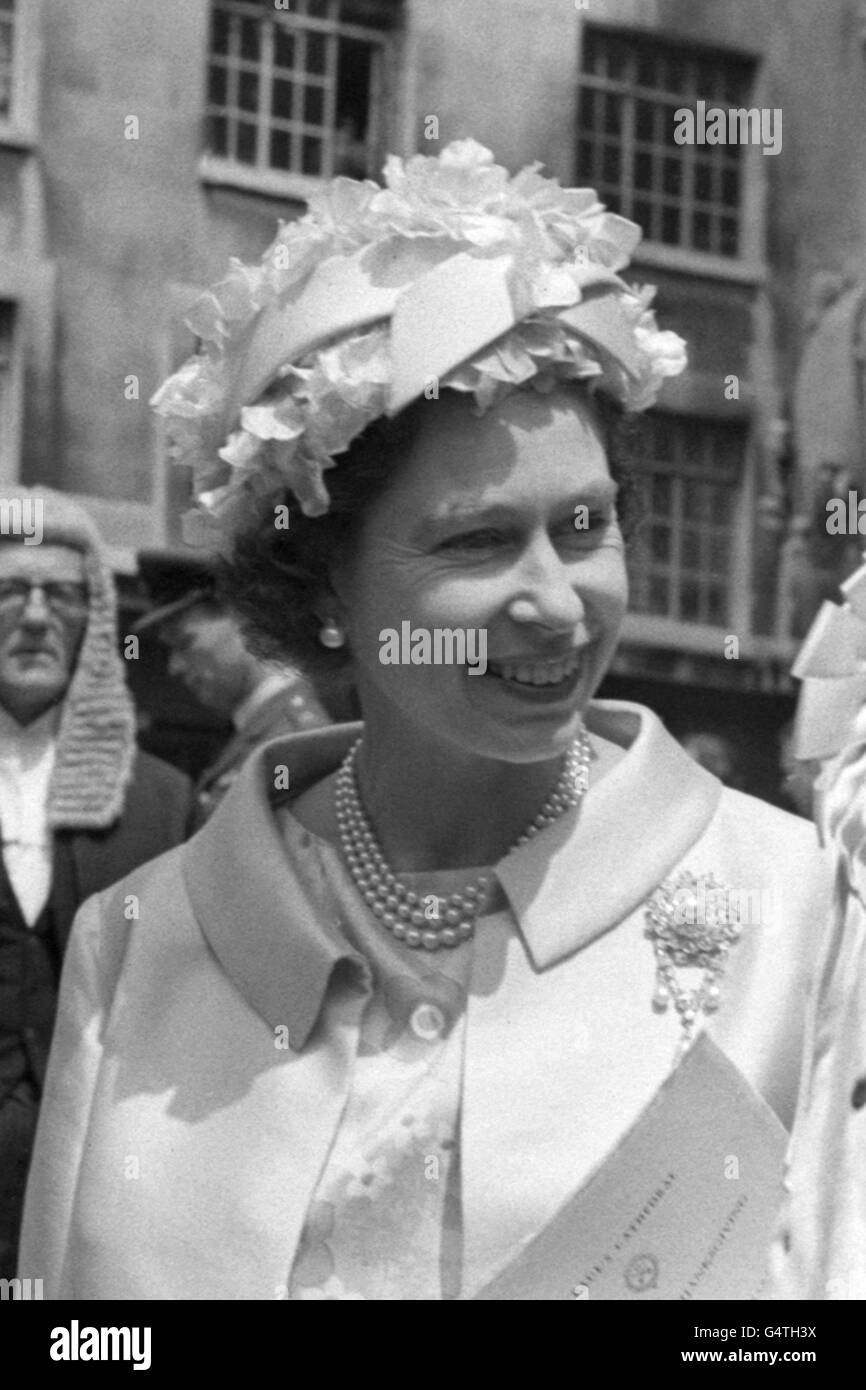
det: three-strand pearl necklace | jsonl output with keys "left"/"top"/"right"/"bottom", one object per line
{"left": 334, "top": 729, "right": 592, "bottom": 950}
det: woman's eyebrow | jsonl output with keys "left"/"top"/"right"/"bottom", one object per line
{"left": 409, "top": 481, "right": 619, "bottom": 544}
{"left": 408, "top": 504, "right": 514, "bottom": 545}
{"left": 573, "top": 479, "right": 619, "bottom": 507}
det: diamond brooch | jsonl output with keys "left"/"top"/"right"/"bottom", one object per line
{"left": 644, "top": 870, "right": 744, "bottom": 1050}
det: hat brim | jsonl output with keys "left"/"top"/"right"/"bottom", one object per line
{"left": 224, "top": 243, "right": 643, "bottom": 435}
{"left": 132, "top": 588, "right": 215, "bottom": 634}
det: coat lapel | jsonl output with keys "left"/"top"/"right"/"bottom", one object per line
{"left": 85, "top": 724, "right": 373, "bottom": 1298}
{"left": 459, "top": 701, "right": 721, "bottom": 1296}
{"left": 183, "top": 722, "right": 364, "bottom": 1046}
{"left": 497, "top": 701, "right": 721, "bottom": 966}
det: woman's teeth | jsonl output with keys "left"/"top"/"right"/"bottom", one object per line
{"left": 490, "top": 652, "right": 581, "bottom": 686}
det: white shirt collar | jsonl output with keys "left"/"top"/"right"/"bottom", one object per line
{"left": 0, "top": 700, "right": 62, "bottom": 757}
{"left": 0, "top": 700, "right": 60, "bottom": 924}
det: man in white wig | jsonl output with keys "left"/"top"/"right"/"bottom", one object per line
{"left": 0, "top": 487, "right": 192, "bottom": 1278}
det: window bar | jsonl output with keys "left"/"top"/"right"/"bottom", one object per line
{"left": 292, "top": 18, "right": 307, "bottom": 174}
{"left": 258, "top": 15, "right": 275, "bottom": 171}
{"left": 731, "top": 431, "right": 753, "bottom": 636}
{"left": 0, "top": 11, "right": 15, "bottom": 121}
{"left": 682, "top": 106, "right": 697, "bottom": 255}
{"left": 620, "top": 47, "right": 636, "bottom": 220}
{"left": 696, "top": 512, "right": 708, "bottom": 623}
{"left": 322, "top": 7, "right": 339, "bottom": 179}
{"left": 227, "top": 10, "right": 240, "bottom": 164}
{"left": 366, "top": 40, "right": 384, "bottom": 178}
{"left": 710, "top": 149, "right": 722, "bottom": 257}
{"left": 634, "top": 502, "right": 650, "bottom": 612}
{"left": 670, "top": 472, "right": 684, "bottom": 622}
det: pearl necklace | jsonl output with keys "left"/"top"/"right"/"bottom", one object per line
{"left": 334, "top": 729, "right": 591, "bottom": 950}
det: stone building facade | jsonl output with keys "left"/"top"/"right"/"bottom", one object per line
{"left": 1, "top": 0, "right": 861, "bottom": 792}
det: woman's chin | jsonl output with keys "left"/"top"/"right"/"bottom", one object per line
{"left": 360, "top": 657, "right": 599, "bottom": 764}
{"left": 446, "top": 680, "right": 593, "bottom": 764}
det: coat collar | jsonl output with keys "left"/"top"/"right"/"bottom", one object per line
{"left": 500, "top": 700, "right": 721, "bottom": 968}
{"left": 183, "top": 720, "right": 365, "bottom": 1050}
{"left": 182, "top": 702, "right": 720, "bottom": 1048}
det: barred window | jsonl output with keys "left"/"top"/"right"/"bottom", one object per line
{"left": 577, "top": 27, "right": 754, "bottom": 258}
{"left": 206, "top": 0, "right": 399, "bottom": 183}
{"left": 0, "top": 0, "right": 17, "bottom": 120}
{"left": 627, "top": 414, "right": 746, "bottom": 626}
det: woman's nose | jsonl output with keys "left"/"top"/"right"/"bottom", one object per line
{"left": 506, "top": 538, "right": 586, "bottom": 632}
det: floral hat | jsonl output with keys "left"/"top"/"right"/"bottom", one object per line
{"left": 152, "top": 139, "right": 687, "bottom": 549}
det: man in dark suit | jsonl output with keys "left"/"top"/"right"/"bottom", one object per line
{"left": 0, "top": 488, "right": 193, "bottom": 1279}
{"left": 137, "top": 551, "right": 332, "bottom": 828}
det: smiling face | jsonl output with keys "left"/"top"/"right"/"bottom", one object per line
{"left": 330, "top": 386, "right": 629, "bottom": 766}
{"left": 0, "top": 543, "right": 88, "bottom": 725}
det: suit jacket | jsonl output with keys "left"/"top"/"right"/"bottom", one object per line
{"left": 52, "top": 750, "right": 193, "bottom": 954}
{"left": 19, "top": 702, "right": 833, "bottom": 1299}
{"left": 0, "top": 750, "right": 194, "bottom": 1099}
{"left": 192, "top": 683, "right": 329, "bottom": 828}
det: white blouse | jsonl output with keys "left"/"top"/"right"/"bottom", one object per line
{"left": 280, "top": 807, "right": 506, "bottom": 1301}
{"left": 0, "top": 702, "right": 59, "bottom": 924}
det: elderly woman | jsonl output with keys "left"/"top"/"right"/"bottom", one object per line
{"left": 20, "top": 142, "right": 830, "bottom": 1301}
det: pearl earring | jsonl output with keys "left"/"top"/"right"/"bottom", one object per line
{"left": 319, "top": 619, "right": 346, "bottom": 650}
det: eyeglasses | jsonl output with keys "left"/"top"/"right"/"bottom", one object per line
{"left": 0, "top": 579, "right": 89, "bottom": 616}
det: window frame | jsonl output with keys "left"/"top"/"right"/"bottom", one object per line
{"left": 199, "top": 0, "right": 406, "bottom": 200}
{"left": 0, "top": 0, "right": 41, "bottom": 149}
{"left": 624, "top": 409, "right": 754, "bottom": 644}
{"left": 575, "top": 21, "right": 765, "bottom": 277}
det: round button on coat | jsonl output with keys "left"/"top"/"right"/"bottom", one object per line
{"left": 409, "top": 1002, "right": 447, "bottom": 1041}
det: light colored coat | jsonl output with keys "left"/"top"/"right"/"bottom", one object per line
{"left": 769, "top": 738, "right": 866, "bottom": 1299}
{"left": 19, "top": 702, "right": 832, "bottom": 1300}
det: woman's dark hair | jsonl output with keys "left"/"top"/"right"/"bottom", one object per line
{"left": 219, "top": 385, "right": 643, "bottom": 674}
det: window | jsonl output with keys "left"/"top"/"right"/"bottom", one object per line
{"left": 0, "top": 2, "right": 15, "bottom": 121}
{"left": 627, "top": 414, "right": 746, "bottom": 626}
{"left": 0, "top": 0, "right": 39, "bottom": 144}
{"left": 205, "top": 0, "right": 399, "bottom": 185}
{"left": 577, "top": 27, "right": 754, "bottom": 258}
